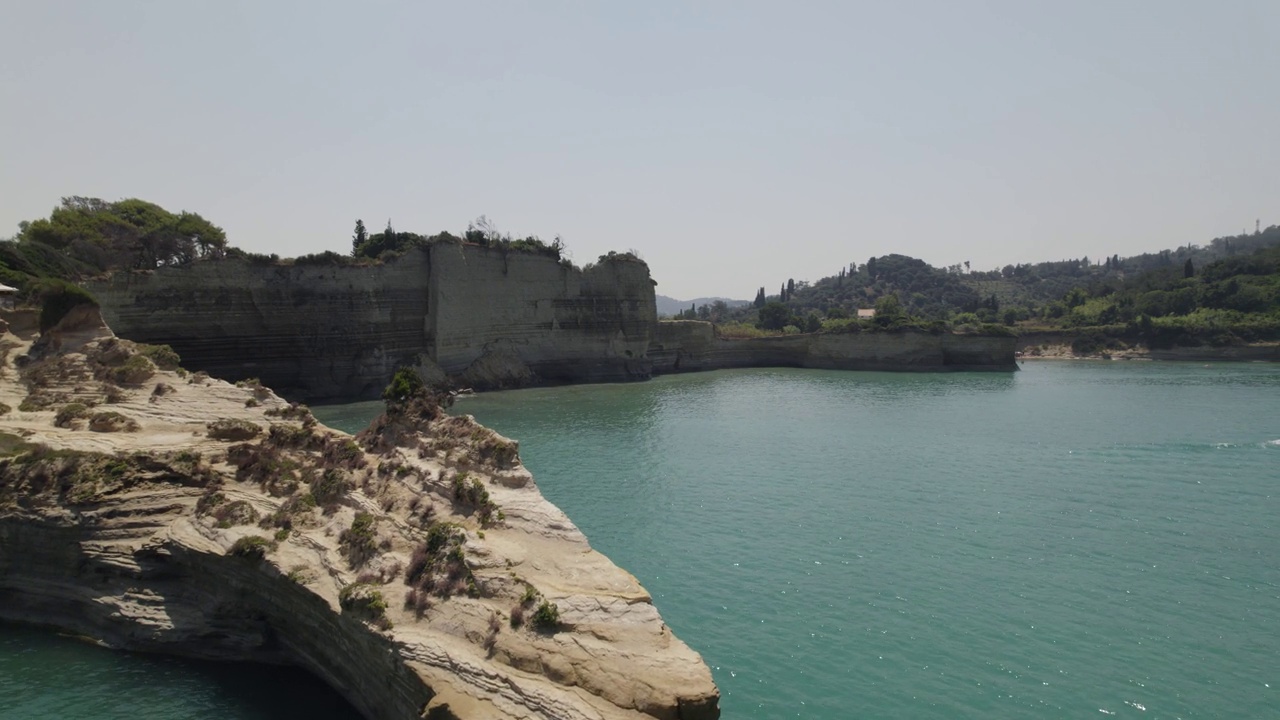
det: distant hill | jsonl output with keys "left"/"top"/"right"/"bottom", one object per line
{"left": 655, "top": 295, "right": 750, "bottom": 317}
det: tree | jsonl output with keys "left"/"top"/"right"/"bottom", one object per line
{"left": 867, "top": 257, "right": 878, "bottom": 280}
{"left": 757, "top": 301, "right": 790, "bottom": 330}
{"left": 352, "top": 219, "right": 368, "bottom": 255}
{"left": 874, "top": 293, "right": 903, "bottom": 320}
{"left": 753, "top": 287, "right": 766, "bottom": 308}
{"left": 787, "top": 278, "right": 795, "bottom": 297}
{"left": 1184, "top": 258, "right": 1195, "bottom": 278}
{"left": 16, "top": 196, "right": 226, "bottom": 272}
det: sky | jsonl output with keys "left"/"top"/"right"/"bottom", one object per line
{"left": 2, "top": 1, "right": 1277, "bottom": 299}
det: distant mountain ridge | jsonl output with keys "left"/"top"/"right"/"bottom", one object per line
{"left": 655, "top": 295, "right": 750, "bottom": 317}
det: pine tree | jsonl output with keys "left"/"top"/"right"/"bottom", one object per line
{"left": 352, "top": 219, "right": 368, "bottom": 255}
{"left": 1184, "top": 258, "right": 1194, "bottom": 278}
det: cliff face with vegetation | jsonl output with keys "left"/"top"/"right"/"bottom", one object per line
{"left": 87, "top": 246, "right": 657, "bottom": 401}
{"left": 0, "top": 309, "right": 718, "bottom": 720}
{"left": 88, "top": 246, "right": 1016, "bottom": 402}
{"left": 649, "top": 321, "right": 1017, "bottom": 373}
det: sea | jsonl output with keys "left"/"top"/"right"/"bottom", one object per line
{"left": 3, "top": 361, "right": 1277, "bottom": 719}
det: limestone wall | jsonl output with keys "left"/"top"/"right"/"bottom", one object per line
{"left": 89, "top": 253, "right": 433, "bottom": 401}
{"left": 428, "top": 246, "right": 655, "bottom": 385}
{"left": 89, "top": 247, "right": 658, "bottom": 401}
{"left": 649, "top": 321, "right": 1017, "bottom": 373}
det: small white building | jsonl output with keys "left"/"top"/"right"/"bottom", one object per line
{"left": 0, "top": 283, "right": 17, "bottom": 310}
{"left": 857, "top": 308, "right": 876, "bottom": 319}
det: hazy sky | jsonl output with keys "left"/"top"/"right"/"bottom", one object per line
{"left": 2, "top": 1, "right": 1277, "bottom": 299}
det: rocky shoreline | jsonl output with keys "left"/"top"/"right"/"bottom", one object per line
{"left": 0, "top": 308, "right": 719, "bottom": 720}
{"left": 1016, "top": 334, "right": 1280, "bottom": 362}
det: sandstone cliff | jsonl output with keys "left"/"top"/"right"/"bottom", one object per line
{"left": 649, "top": 321, "right": 1017, "bottom": 373}
{"left": 87, "top": 246, "right": 657, "bottom": 402}
{"left": 0, "top": 309, "right": 719, "bottom": 720}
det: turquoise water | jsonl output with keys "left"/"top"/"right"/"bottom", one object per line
{"left": 0, "top": 623, "right": 361, "bottom": 719}
{"left": 323, "top": 362, "right": 1280, "bottom": 719}
{"left": 5, "top": 362, "right": 1277, "bottom": 718}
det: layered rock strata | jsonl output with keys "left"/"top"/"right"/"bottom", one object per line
{"left": 0, "top": 309, "right": 719, "bottom": 720}
{"left": 88, "top": 246, "right": 657, "bottom": 401}
{"left": 88, "top": 247, "right": 1018, "bottom": 402}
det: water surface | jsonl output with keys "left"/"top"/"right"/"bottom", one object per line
{"left": 0, "top": 623, "right": 360, "bottom": 720}
{"left": 6, "top": 362, "right": 1276, "bottom": 719}
{"left": 322, "top": 362, "right": 1280, "bottom": 718}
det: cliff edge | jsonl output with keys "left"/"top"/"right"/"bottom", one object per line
{"left": 0, "top": 308, "right": 719, "bottom": 719}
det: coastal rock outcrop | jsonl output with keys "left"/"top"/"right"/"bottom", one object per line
{"left": 0, "top": 309, "right": 719, "bottom": 720}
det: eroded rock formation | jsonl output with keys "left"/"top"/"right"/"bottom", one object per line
{"left": 0, "top": 308, "right": 719, "bottom": 720}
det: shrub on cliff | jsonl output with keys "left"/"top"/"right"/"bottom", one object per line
{"left": 339, "top": 583, "right": 391, "bottom": 629}
{"left": 404, "top": 522, "right": 475, "bottom": 601}
{"left": 135, "top": 343, "right": 182, "bottom": 370}
{"left": 35, "top": 279, "right": 98, "bottom": 333}
{"left": 451, "top": 473, "right": 500, "bottom": 525}
{"left": 311, "top": 468, "right": 352, "bottom": 506}
{"left": 54, "top": 402, "right": 91, "bottom": 428}
{"left": 531, "top": 600, "right": 561, "bottom": 632}
{"left": 214, "top": 499, "right": 260, "bottom": 528}
{"left": 88, "top": 411, "right": 140, "bottom": 433}
{"left": 382, "top": 367, "right": 425, "bottom": 402}
{"left": 229, "top": 535, "right": 272, "bottom": 562}
{"left": 108, "top": 355, "right": 157, "bottom": 385}
{"left": 207, "top": 418, "right": 261, "bottom": 441}
{"left": 339, "top": 512, "right": 378, "bottom": 567}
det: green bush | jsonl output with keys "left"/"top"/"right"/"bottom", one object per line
{"left": 229, "top": 535, "right": 272, "bottom": 562}
{"left": 109, "top": 355, "right": 156, "bottom": 385}
{"left": 531, "top": 600, "right": 560, "bottom": 631}
{"left": 382, "top": 367, "right": 425, "bottom": 402}
{"left": 207, "top": 418, "right": 261, "bottom": 441}
{"left": 54, "top": 402, "right": 90, "bottom": 428}
{"left": 311, "top": 468, "right": 351, "bottom": 505}
{"left": 339, "top": 583, "right": 389, "bottom": 625}
{"left": 88, "top": 410, "right": 140, "bottom": 433}
{"left": 136, "top": 344, "right": 182, "bottom": 370}
{"left": 339, "top": 512, "right": 378, "bottom": 566}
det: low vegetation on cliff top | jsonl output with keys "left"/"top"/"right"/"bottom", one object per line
{"left": 3, "top": 198, "right": 647, "bottom": 300}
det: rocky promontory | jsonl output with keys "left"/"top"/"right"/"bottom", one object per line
{"left": 0, "top": 308, "right": 719, "bottom": 719}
